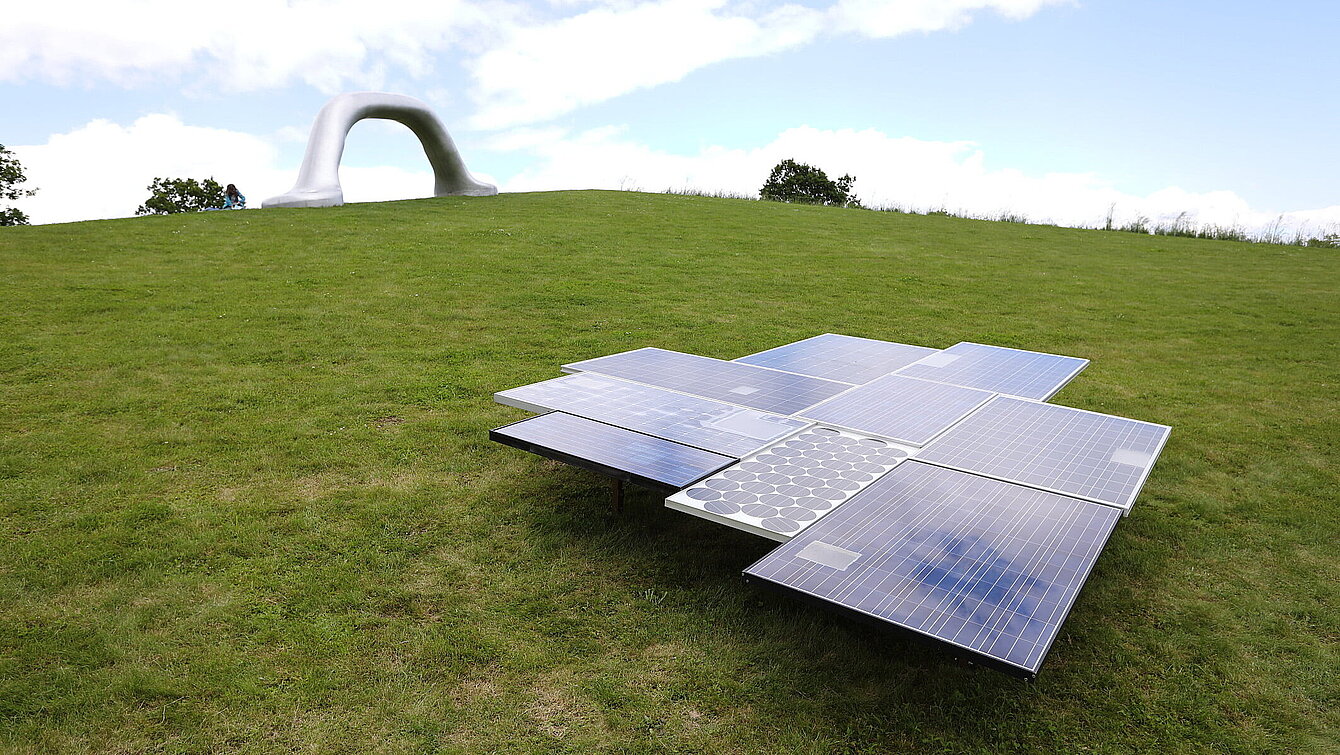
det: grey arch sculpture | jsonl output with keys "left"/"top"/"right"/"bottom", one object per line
{"left": 263, "top": 92, "right": 496, "bottom": 209}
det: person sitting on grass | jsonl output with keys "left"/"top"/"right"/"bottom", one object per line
{"left": 223, "top": 184, "right": 246, "bottom": 209}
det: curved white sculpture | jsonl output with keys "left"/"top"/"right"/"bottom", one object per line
{"left": 263, "top": 92, "right": 496, "bottom": 209}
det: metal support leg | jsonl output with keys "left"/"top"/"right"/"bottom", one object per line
{"left": 611, "top": 478, "right": 624, "bottom": 514}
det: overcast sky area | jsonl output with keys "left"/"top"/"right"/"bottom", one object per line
{"left": 3, "top": 0, "right": 1337, "bottom": 236}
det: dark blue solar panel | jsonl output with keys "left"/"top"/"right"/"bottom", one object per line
{"left": 895, "top": 342, "right": 1088, "bottom": 400}
{"left": 735, "top": 333, "right": 939, "bottom": 385}
{"left": 564, "top": 347, "right": 850, "bottom": 415}
{"left": 798, "top": 374, "right": 994, "bottom": 446}
{"left": 916, "top": 396, "right": 1171, "bottom": 511}
{"left": 744, "top": 462, "right": 1121, "bottom": 678}
{"left": 494, "top": 373, "right": 808, "bottom": 458}
{"left": 492, "top": 412, "right": 734, "bottom": 489}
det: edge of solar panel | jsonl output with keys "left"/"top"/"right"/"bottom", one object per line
{"left": 742, "top": 462, "right": 1124, "bottom": 679}
{"left": 896, "top": 342, "right": 1090, "bottom": 401}
{"left": 916, "top": 396, "right": 1173, "bottom": 513}
{"left": 732, "top": 333, "right": 940, "bottom": 384}
{"left": 490, "top": 412, "right": 733, "bottom": 492}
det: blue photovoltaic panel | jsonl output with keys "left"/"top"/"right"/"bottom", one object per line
{"left": 564, "top": 347, "right": 850, "bottom": 415}
{"left": 735, "top": 333, "right": 939, "bottom": 385}
{"left": 895, "top": 342, "right": 1088, "bottom": 401}
{"left": 744, "top": 462, "right": 1122, "bottom": 678}
{"left": 916, "top": 396, "right": 1171, "bottom": 511}
{"left": 666, "top": 426, "right": 909, "bottom": 541}
{"left": 494, "top": 373, "right": 809, "bottom": 458}
{"left": 798, "top": 374, "right": 994, "bottom": 446}
{"left": 492, "top": 412, "right": 734, "bottom": 489}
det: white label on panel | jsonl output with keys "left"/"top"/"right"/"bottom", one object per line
{"left": 1111, "top": 448, "right": 1153, "bottom": 467}
{"left": 795, "top": 541, "right": 862, "bottom": 570}
{"left": 916, "top": 353, "right": 960, "bottom": 368}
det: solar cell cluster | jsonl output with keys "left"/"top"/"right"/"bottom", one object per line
{"left": 490, "top": 333, "right": 1171, "bottom": 679}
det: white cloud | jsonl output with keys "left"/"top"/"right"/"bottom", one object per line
{"left": 467, "top": 0, "right": 1071, "bottom": 128}
{"left": 468, "top": 0, "right": 823, "bottom": 128}
{"left": 1, "top": 1, "right": 1070, "bottom": 129}
{"left": 10, "top": 114, "right": 436, "bottom": 225}
{"left": 491, "top": 124, "right": 1340, "bottom": 237}
{"left": 0, "top": 0, "right": 501, "bottom": 93}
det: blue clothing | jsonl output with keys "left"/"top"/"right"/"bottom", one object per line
{"left": 223, "top": 193, "right": 246, "bottom": 209}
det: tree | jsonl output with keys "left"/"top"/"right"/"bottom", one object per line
{"left": 0, "top": 143, "right": 38, "bottom": 226}
{"left": 759, "top": 159, "right": 859, "bottom": 208}
{"left": 136, "top": 177, "right": 226, "bottom": 215}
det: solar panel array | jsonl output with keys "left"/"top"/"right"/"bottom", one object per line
{"left": 735, "top": 333, "right": 939, "bottom": 385}
{"left": 492, "top": 412, "right": 734, "bottom": 489}
{"left": 745, "top": 462, "right": 1122, "bottom": 678}
{"left": 565, "top": 347, "right": 850, "bottom": 415}
{"left": 495, "top": 372, "right": 808, "bottom": 458}
{"left": 667, "top": 427, "right": 909, "bottom": 540}
{"left": 491, "top": 333, "right": 1170, "bottom": 679}
{"left": 916, "top": 396, "right": 1171, "bottom": 510}
{"left": 798, "top": 374, "right": 995, "bottom": 446}
{"left": 896, "top": 342, "right": 1088, "bottom": 400}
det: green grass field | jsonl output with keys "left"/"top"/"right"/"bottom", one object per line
{"left": 1, "top": 190, "right": 1336, "bottom": 753}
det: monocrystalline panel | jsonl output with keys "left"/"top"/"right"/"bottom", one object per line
{"left": 494, "top": 373, "right": 809, "bottom": 458}
{"left": 798, "top": 374, "right": 994, "bottom": 446}
{"left": 564, "top": 347, "right": 850, "bottom": 415}
{"left": 666, "top": 426, "right": 910, "bottom": 541}
{"left": 735, "top": 333, "right": 939, "bottom": 385}
{"left": 895, "top": 342, "right": 1088, "bottom": 401}
{"left": 491, "top": 412, "right": 733, "bottom": 490}
{"left": 916, "top": 396, "right": 1171, "bottom": 511}
{"left": 744, "top": 462, "right": 1122, "bottom": 679}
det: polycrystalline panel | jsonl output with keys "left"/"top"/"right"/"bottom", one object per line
{"left": 744, "top": 462, "right": 1122, "bottom": 679}
{"left": 494, "top": 373, "right": 808, "bottom": 458}
{"left": 916, "top": 396, "right": 1171, "bottom": 511}
{"left": 564, "top": 347, "right": 850, "bottom": 416}
{"left": 735, "top": 333, "right": 939, "bottom": 385}
{"left": 667, "top": 427, "right": 909, "bottom": 541}
{"left": 491, "top": 412, "right": 733, "bottom": 489}
{"left": 798, "top": 374, "right": 995, "bottom": 446}
{"left": 895, "top": 342, "right": 1088, "bottom": 401}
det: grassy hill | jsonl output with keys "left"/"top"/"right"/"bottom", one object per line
{"left": 1, "top": 190, "right": 1336, "bottom": 753}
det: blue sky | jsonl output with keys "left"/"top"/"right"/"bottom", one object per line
{"left": 3, "top": 0, "right": 1337, "bottom": 233}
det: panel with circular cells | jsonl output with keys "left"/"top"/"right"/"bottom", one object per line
{"left": 665, "top": 427, "right": 910, "bottom": 541}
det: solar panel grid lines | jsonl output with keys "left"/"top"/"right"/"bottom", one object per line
{"left": 895, "top": 342, "right": 1089, "bottom": 401}
{"left": 735, "top": 333, "right": 940, "bottom": 385}
{"left": 744, "top": 462, "right": 1123, "bottom": 678}
{"left": 562, "top": 347, "right": 853, "bottom": 416}
{"left": 666, "top": 426, "right": 912, "bottom": 541}
{"left": 491, "top": 412, "right": 735, "bottom": 490}
{"left": 493, "top": 373, "right": 810, "bottom": 458}
{"left": 915, "top": 396, "right": 1172, "bottom": 511}
{"left": 797, "top": 374, "right": 997, "bottom": 446}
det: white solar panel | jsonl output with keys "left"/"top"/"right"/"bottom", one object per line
{"left": 735, "top": 333, "right": 939, "bottom": 385}
{"left": 564, "top": 347, "right": 851, "bottom": 415}
{"left": 494, "top": 373, "right": 808, "bottom": 457}
{"left": 896, "top": 342, "right": 1088, "bottom": 400}
{"left": 798, "top": 374, "right": 995, "bottom": 446}
{"left": 666, "top": 427, "right": 910, "bottom": 541}
{"left": 915, "top": 396, "right": 1171, "bottom": 511}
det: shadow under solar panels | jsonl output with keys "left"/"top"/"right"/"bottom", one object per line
{"left": 744, "top": 462, "right": 1122, "bottom": 679}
